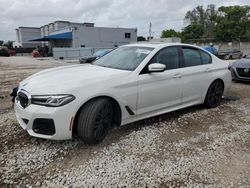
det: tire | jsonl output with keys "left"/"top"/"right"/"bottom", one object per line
{"left": 204, "top": 80, "right": 224, "bottom": 108}
{"left": 224, "top": 55, "right": 229, "bottom": 60}
{"left": 77, "top": 98, "right": 113, "bottom": 144}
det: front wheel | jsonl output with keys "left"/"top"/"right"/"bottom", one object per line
{"left": 204, "top": 80, "right": 224, "bottom": 108}
{"left": 224, "top": 55, "right": 229, "bottom": 60}
{"left": 77, "top": 98, "right": 113, "bottom": 144}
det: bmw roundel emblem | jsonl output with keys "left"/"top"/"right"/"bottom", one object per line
{"left": 244, "top": 68, "right": 249, "bottom": 73}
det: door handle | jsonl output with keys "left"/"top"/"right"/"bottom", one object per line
{"left": 173, "top": 73, "right": 182, "bottom": 78}
{"left": 205, "top": 68, "right": 212, "bottom": 73}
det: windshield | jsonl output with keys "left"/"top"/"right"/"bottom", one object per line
{"left": 93, "top": 46, "right": 154, "bottom": 71}
{"left": 226, "top": 49, "right": 238, "bottom": 53}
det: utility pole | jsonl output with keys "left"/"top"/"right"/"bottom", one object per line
{"left": 149, "top": 22, "right": 152, "bottom": 41}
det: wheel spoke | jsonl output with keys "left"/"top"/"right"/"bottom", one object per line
{"left": 95, "top": 126, "right": 104, "bottom": 139}
{"left": 215, "top": 95, "right": 220, "bottom": 101}
{"left": 93, "top": 102, "right": 113, "bottom": 141}
{"left": 215, "top": 90, "right": 222, "bottom": 95}
{"left": 214, "top": 82, "right": 218, "bottom": 90}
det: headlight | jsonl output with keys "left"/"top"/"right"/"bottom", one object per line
{"left": 31, "top": 94, "right": 75, "bottom": 107}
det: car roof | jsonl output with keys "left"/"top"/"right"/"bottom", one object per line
{"left": 123, "top": 42, "right": 200, "bottom": 49}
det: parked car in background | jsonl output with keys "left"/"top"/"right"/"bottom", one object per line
{"left": 0, "top": 47, "right": 16, "bottom": 57}
{"left": 79, "top": 49, "right": 112, "bottom": 64}
{"left": 0, "top": 48, "right": 10, "bottom": 57}
{"left": 12, "top": 43, "right": 231, "bottom": 144}
{"left": 230, "top": 53, "right": 250, "bottom": 82}
{"left": 203, "top": 46, "right": 218, "bottom": 56}
{"left": 7, "top": 49, "right": 16, "bottom": 56}
{"left": 218, "top": 49, "right": 243, "bottom": 60}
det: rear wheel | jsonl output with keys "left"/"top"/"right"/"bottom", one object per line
{"left": 204, "top": 80, "right": 224, "bottom": 108}
{"left": 77, "top": 98, "right": 113, "bottom": 144}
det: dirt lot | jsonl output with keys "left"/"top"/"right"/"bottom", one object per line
{"left": 0, "top": 56, "right": 250, "bottom": 187}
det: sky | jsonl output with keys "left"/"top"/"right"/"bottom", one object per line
{"left": 0, "top": 0, "right": 249, "bottom": 41}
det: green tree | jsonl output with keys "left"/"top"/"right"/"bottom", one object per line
{"left": 161, "top": 29, "right": 181, "bottom": 38}
{"left": 0, "top": 40, "right": 3, "bottom": 46}
{"left": 181, "top": 24, "right": 205, "bottom": 42}
{"left": 185, "top": 4, "right": 217, "bottom": 39}
{"left": 3, "top": 41, "right": 13, "bottom": 48}
{"left": 215, "top": 5, "right": 250, "bottom": 42}
{"left": 185, "top": 5, "right": 206, "bottom": 26}
{"left": 204, "top": 4, "right": 218, "bottom": 38}
{"left": 162, "top": 5, "right": 250, "bottom": 43}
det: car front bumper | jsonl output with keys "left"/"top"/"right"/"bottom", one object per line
{"left": 231, "top": 67, "right": 250, "bottom": 82}
{"left": 14, "top": 99, "right": 74, "bottom": 140}
{"left": 218, "top": 54, "right": 227, "bottom": 59}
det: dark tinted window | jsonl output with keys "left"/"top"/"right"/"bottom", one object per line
{"left": 183, "top": 48, "right": 202, "bottom": 67}
{"left": 150, "top": 47, "right": 179, "bottom": 70}
{"left": 200, "top": 50, "right": 212, "bottom": 64}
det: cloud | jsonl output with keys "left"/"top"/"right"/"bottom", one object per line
{"left": 0, "top": 0, "right": 249, "bottom": 41}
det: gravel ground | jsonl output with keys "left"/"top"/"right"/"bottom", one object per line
{"left": 0, "top": 56, "right": 249, "bottom": 187}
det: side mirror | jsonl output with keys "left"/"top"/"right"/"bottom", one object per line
{"left": 148, "top": 63, "right": 166, "bottom": 73}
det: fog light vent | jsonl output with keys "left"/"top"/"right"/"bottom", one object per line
{"left": 33, "top": 119, "right": 55, "bottom": 135}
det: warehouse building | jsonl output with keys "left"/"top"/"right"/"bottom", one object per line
{"left": 15, "top": 27, "right": 42, "bottom": 48}
{"left": 15, "top": 21, "right": 137, "bottom": 48}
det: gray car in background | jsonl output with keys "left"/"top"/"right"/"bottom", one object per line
{"left": 79, "top": 49, "right": 113, "bottom": 64}
{"left": 218, "top": 49, "right": 243, "bottom": 60}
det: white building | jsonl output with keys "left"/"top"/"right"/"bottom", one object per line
{"left": 15, "top": 27, "right": 41, "bottom": 48}
{"left": 16, "top": 21, "right": 137, "bottom": 48}
{"left": 149, "top": 37, "right": 181, "bottom": 43}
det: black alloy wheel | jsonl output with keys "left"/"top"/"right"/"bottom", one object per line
{"left": 205, "top": 80, "right": 224, "bottom": 108}
{"left": 77, "top": 98, "right": 113, "bottom": 144}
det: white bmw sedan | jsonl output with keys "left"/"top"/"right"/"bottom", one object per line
{"left": 13, "top": 43, "right": 231, "bottom": 144}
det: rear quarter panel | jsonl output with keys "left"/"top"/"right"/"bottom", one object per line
{"left": 210, "top": 56, "right": 232, "bottom": 95}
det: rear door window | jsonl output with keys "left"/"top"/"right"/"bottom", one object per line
{"left": 200, "top": 50, "right": 212, "bottom": 64}
{"left": 182, "top": 48, "right": 202, "bottom": 67}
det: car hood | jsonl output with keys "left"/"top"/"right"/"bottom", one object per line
{"left": 233, "top": 59, "right": 250, "bottom": 68}
{"left": 20, "top": 64, "right": 130, "bottom": 94}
